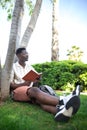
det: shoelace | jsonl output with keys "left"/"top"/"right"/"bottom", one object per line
{"left": 56, "top": 104, "right": 64, "bottom": 112}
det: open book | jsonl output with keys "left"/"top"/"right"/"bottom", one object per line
{"left": 22, "top": 70, "right": 42, "bottom": 82}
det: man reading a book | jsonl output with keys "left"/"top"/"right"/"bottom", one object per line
{"left": 10, "top": 47, "right": 80, "bottom": 122}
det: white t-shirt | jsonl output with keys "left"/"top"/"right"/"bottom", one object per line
{"left": 10, "top": 62, "right": 36, "bottom": 84}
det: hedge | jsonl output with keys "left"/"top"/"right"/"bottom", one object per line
{"left": 33, "top": 60, "right": 87, "bottom": 91}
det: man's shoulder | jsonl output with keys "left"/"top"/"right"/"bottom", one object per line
{"left": 13, "top": 62, "right": 19, "bottom": 66}
{"left": 25, "top": 62, "right": 35, "bottom": 71}
{"left": 13, "top": 62, "right": 20, "bottom": 69}
{"left": 25, "top": 62, "right": 32, "bottom": 67}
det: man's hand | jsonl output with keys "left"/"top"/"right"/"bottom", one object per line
{"left": 24, "top": 81, "right": 31, "bottom": 86}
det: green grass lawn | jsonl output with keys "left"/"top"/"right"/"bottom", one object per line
{"left": 0, "top": 94, "right": 87, "bottom": 130}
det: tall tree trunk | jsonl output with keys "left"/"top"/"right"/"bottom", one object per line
{"left": 1, "top": 0, "right": 24, "bottom": 100}
{"left": 0, "top": 57, "right": 1, "bottom": 100}
{"left": 51, "top": 0, "right": 59, "bottom": 61}
{"left": 20, "top": 0, "right": 42, "bottom": 47}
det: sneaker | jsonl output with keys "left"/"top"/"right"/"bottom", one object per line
{"left": 55, "top": 105, "right": 73, "bottom": 122}
{"left": 72, "top": 85, "right": 80, "bottom": 96}
{"left": 59, "top": 85, "right": 80, "bottom": 105}
{"left": 55, "top": 96, "right": 80, "bottom": 122}
{"left": 66, "top": 95, "right": 80, "bottom": 115}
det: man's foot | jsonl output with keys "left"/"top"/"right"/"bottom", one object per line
{"left": 55, "top": 105, "right": 73, "bottom": 122}
{"left": 59, "top": 85, "right": 80, "bottom": 105}
{"left": 72, "top": 85, "right": 80, "bottom": 96}
{"left": 66, "top": 95, "right": 80, "bottom": 115}
{"left": 55, "top": 96, "right": 80, "bottom": 122}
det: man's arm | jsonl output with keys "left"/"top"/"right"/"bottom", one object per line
{"left": 10, "top": 78, "right": 41, "bottom": 90}
{"left": 10, "top": 81, "right": 31, "bottom": 90}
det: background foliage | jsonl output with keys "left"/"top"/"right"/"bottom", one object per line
{"left": 33, "top": 60, "right": 87, "bottom": 91}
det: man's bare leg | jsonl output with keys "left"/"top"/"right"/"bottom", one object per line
{"left": 40, "top": 104, "right": 57, "bottom": 114}
{"left": 27, "top": 87, "right": 59, "bottom": 106}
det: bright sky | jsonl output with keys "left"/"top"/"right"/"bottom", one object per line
{"left": 0, "top": 0, "right": 87, "bottom": 65}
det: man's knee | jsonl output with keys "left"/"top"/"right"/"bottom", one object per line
{"left": 27, "top": 87, "right": 40, "bottom": 97}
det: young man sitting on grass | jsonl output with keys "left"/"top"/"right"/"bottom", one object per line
{"left": 10, "top": 47, "right": 81, "bottom": 122}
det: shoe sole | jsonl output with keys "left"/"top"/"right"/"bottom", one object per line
{"left": 55, "top": 108, "right": 71, "bottom": 122}
{"left": 66, "top": 95, "right": 80, "bottom": 115}
{"left": 55, "top": 96, "right": 80, "bottom": 122}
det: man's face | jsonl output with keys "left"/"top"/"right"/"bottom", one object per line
{"left": 18, "top": 50, "right": 29, "bottom": 62}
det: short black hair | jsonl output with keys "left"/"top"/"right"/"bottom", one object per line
{"left": 16, "top": 47, "right": 26, "bottom": 55}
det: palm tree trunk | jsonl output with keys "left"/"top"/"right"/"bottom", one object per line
{"left": 51, "top": 0, "right": 59, "bottom": 61}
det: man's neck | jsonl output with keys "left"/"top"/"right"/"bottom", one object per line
{"left": 18, "top": 61, "right": 26, "bottom": 68}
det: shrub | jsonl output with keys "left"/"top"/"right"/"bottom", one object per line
{"left": 33, "top": 60, "right": 87, "bottom": 91}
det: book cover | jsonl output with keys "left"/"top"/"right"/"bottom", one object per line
{"left": 22, "top": 70, "right": 42, "bottom": 81}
